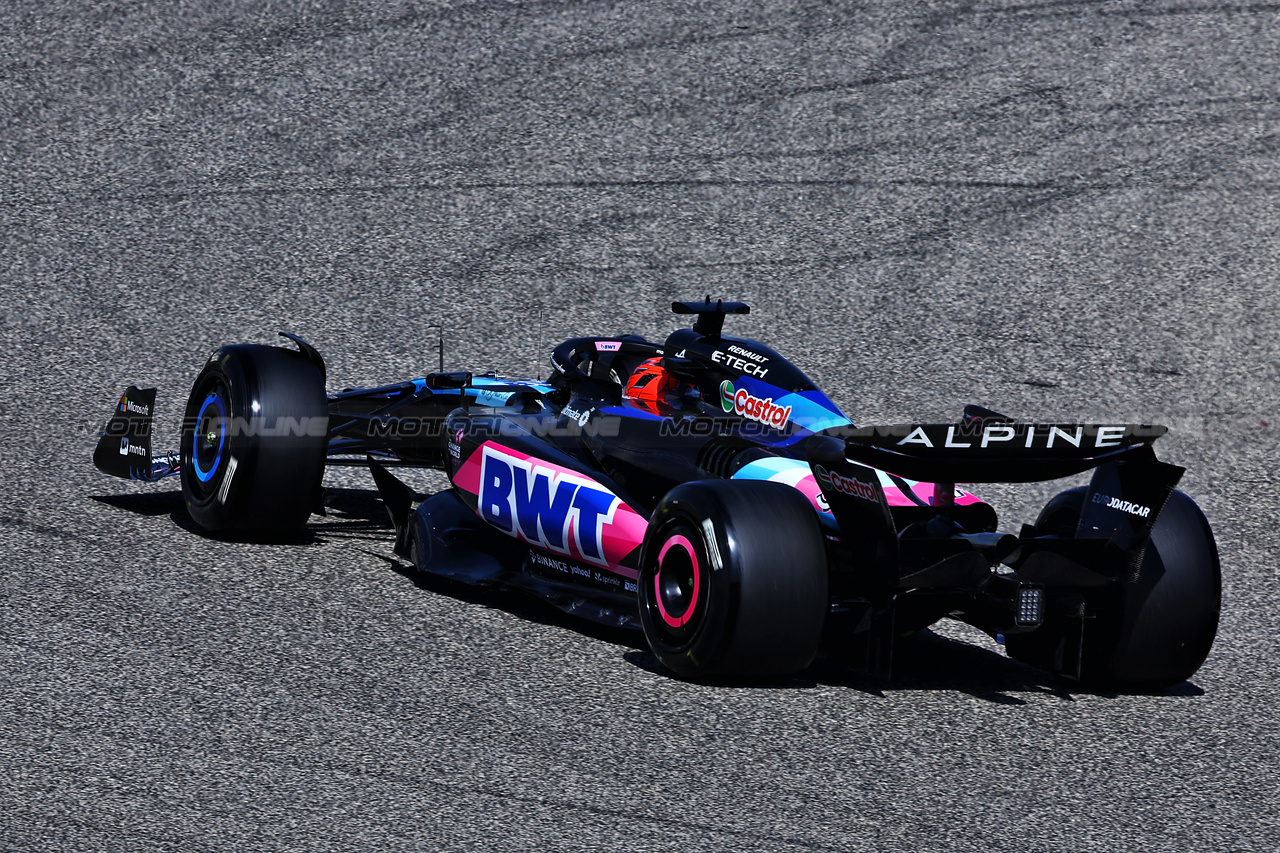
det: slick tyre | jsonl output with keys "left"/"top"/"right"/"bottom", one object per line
{"left": 1008, "top": 487, "right": 1221, "bottom": 689}
{"left": 638, "top": 480, "right": 828, "bottom": 679}
{"left": 180, "top": 344, "right": 327, "bottom": 533}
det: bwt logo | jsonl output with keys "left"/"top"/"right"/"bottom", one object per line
{"left": 479, "top": 446, "right": 621, "bottom": 566}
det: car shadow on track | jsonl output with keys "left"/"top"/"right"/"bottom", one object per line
{"left": 367, "top": 548, "right": 650, "bottom": 654}
{"left": 616, "top": 635, "right": 1065, "bottom": 702}
{"left": 807, "top": 630, "right": 1074, "bottom": 705}
{"left": 815, "top": 629, "right": 1205, "bottom": 703}
{"left": 628, "top": 627, "right": 1206, "bottom": 702}
{"left": 94, "top": 489, "right": 1207, "bottom": 701}
{"left": 372, "top": 534, "right": 1207, "bottom": 702}
{"left": 91, "top": 491, "right": 187, "bottom": 517}
{"left": 92, "top": 486, "right": 402, "bottom": 545}
{"left": 90, "top": 490, "right": 315, "bottom": 543}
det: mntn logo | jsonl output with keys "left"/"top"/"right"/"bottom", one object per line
{"left": 479, "top": 446, "right": 621, "bottom": 566}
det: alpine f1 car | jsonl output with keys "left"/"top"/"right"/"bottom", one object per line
{"left": 95, "top": 299, "right": 1220, "bottom": 689}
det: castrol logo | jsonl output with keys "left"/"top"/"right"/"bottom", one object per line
{"left": 719, "top": 381, "right": 792, "bottom": 429}
{"left": 814, "top": 465, "right": 879, "bottom": 503}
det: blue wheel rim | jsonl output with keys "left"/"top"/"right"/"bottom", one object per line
{"left": 192, "top": 390, "right": 227, "bottom": 483}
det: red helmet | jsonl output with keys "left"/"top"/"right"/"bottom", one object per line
{"left": 623, "top": 358, "right": 680, "bottom": 414}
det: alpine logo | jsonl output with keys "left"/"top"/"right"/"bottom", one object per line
{"left": 893, "top": 423, "right": 1135, "bottom": 450}
{"left": 718, "top": 381, "right": 792, "bottom": 429}
{"left": 1092, "top": 492, "right": 1152, "bottom": 518}
{"left": 479, "top": 445, "right": 621, "bottom": 566}
{"left": 814, "top": 465, "right": 878, "bottom": 502}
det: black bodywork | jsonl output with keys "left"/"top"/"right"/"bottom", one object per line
{"left": 95, "top": 299, "right": 1210, "bottom": 683}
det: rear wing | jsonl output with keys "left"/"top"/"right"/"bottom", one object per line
{"left": 822, "top": 422, "right": 1168, "bottom": 483}
{"left": 808, "top": 418, "right": 1185, "bottom": 586}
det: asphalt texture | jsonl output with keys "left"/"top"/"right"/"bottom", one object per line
{"left": 3, "top": 1, "right": 1279, "bottom": 850}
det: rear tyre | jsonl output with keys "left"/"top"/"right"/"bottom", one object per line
{"left": 180, "top": 344, "right": 327, "bottom": 532}
{"left": 1008, "top": 488, "right": 1221, "bottom": 689}
{"left": 638, "top": 480, "right": 828, "bottom": 678}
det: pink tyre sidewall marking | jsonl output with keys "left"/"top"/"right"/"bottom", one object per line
{"left": 654, "top": 534, "right": 700, "bottom": 628}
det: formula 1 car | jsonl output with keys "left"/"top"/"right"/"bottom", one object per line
{"left": 94, "top": 299, "right": 1220, "bottom": 689}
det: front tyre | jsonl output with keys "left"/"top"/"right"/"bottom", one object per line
{"left": 180, "top": 344, "right": 327, "bottom": 533}
{"left": 638, "top": 480, "right": 828, "bottom": 679}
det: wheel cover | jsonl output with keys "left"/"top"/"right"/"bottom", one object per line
{"left": 190, "top": 384, "right": 228, "bottom": 487}
{"left": 646, "top": 525, "right": 709, "bottom": 646}
{"left": 655, "top": 534, "right": 701, "bottom": 628}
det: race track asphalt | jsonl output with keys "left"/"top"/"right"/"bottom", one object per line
{"left": 2, "top": 2, "right": 1278, "bottom": 850}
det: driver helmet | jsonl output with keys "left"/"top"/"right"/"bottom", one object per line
{"left": 623, "top": 357, "right": 681, "bottom": 414}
